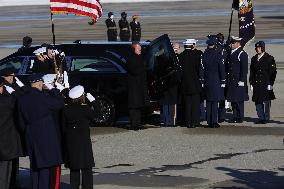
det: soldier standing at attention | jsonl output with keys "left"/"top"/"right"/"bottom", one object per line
{"left": 119, "top": 12, "right": 130, "bottom": 41}
{"left": 179, "top": 39, "right": 203, "bottom": 128}
{"left": 200, "top": 37, "right": 226, "bottom": 128}
{"left": 250, "top": 41, "right": 277, "bottom": 124}
{"left": 130, "top": 15, "right": 141, "bottom": 42}
{"left": 62, "top": 86, "right": 96, "bottom": 189}
{"left": 226, "top": 36, "right": 249, "bottom": 123}
{"left": 105, "top": 12, "right": 118, "bottom": 41}
{"left": 17, "top": 74, "right": 64, "bottom": 189}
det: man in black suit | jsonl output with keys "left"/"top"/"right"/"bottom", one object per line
{"left": 179, "top": 39, "right": 203, "bottom": 128}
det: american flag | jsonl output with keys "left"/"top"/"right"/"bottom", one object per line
{"left": 50, "top": 0, "right": 103, "bottom": 21}
{"left": 233, "top": 0, "right": 256, "bottom": 47}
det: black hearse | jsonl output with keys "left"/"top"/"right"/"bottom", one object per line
{"left": 0, "top": 34, "right": 181, "bottom": 126}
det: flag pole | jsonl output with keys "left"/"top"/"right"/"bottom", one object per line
{"left": 51, "top": 13, "right": 56, "bottom": 45}
{"left": 228, "top": 8, "right": 234, "bottom": 41}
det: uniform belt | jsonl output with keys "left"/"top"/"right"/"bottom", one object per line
{"left": 121, "top": 28, "right": 129, "bottom": 31}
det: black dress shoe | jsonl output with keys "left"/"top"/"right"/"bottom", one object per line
{"left": 213, "top": 123, "right": 221, "bottom": 128}
{"left": 228, "top": 118, "right": 238, "bottom": 123}
{"left": 254, "top": 120, "right": 266, "bottom": 124}
{"left": 236, "top": 119, "right": 243, "bottom": 123}
{"left": 218, "top": 119, "right": 225, "bottom": 123}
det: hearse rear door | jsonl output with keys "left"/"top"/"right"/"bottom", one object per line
{"left": 146, "top": 34, "right": 182, "bottom": 99}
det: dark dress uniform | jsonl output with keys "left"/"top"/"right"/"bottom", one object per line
{"left": 130, "top": 21, "right": 141, "bottom": 42}
{"left": 32, "top": 58, "right": 56, "bottom": 74}
{"left": 105, "top": 18, "right": 118, "bottom": 41}
{"left": 250, "top": 52, "right": 277, "bottom": 122}
{"left": 18, "top": 87, "right": 64, "bottom": 189}
{"left": 179, "top": 49, "right": 203, "bottom": 127}
{"left": 226, "top": 47, "right": 249, "bottom": 122}
{"left": 0, "top": 84, "right": 23, "bottom": 189}
{"left": 127, "top": 50, "right": 149, "bottom": 129}
{"left": 119, "top": 19, "right": 130, "bottom": 41}
{"left": 62, "top": 103, "right": 95, "bottom": 189}
{"left": 201, "top": 47, "right": 226, "bottom": 127}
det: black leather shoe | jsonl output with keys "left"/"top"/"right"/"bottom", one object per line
{"left": 254, "top": 120, "right": 266, "bottom": 124}
{"left": 214, "top": 123, "right": 221, "bottom": 128}
{"left": 228, "top": 118, "right": 237, "bottom": 123}
{"left": 236, "top": 119, "right": 243, "bottom": 123}
{"left": 218, "top": 119, "right": 225, "bottom": 123}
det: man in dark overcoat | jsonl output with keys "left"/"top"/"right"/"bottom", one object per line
{"left": 130, "top": 15, "right": 141, "bottom": 42}
{"left": 250, "top": 41, "right": 277, "bottom": 124}
{"left": 0, "top": 77, "right": 23, "bottom": 189}
{"left": 105, "top": 12, "right": 118, "bottom": 41}
{"left": 127, "top": 42, "right": 149, "bottom": 130}
{"left": 179, "top": 39, "right": 203, "bottom": 128}
{"left": 17, "top": 74, "right": 64, "bottom": 189}
{"left": 200, "top": 37, "right": 226, "bottom": 128}
{"left": 119, "top": 12, "right": 130, "bottom": 41}
{"left": 226, "top": 36, "right": 249, "bottom": 123}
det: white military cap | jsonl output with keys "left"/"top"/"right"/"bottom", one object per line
{"left": 183, "top": 39, "right": 198, "bottom": 45}
{"left": 42, "top": 74, "right": 56, "bottom": 84}
{"left": 33, "top": 47, "right": 46, "bottom": 55}
{"left": 231, "top": 36, "right": 242, "bottom": 42}
{"left": 69, "top": 85, "right": 85, "bottom": 99}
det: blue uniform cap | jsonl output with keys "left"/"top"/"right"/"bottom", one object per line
{"left": 206, "top": 37, "right": 218, "bottom": 45}
{"left": 27, "top": 73, "right": 44, "bottom": 84}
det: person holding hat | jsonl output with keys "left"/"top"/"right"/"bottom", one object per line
{"left": 200, "top": 36, "right": 226, "bottom": 128}
{"left": 62, "top": 85, "right": 96, "bottom": 189}
{"left": 179, "top": 39, "right": 203, "bottom": 128}
{"left": 0, "top": 77, "right": 24, "bottom": 189}
{"left": 17, "top": 73, "right": 65, "bottom": 189}
{"left": 249, "top": 41, "right": 277, "bottom": 124}
{"left": 32, "top": 47, "right": 56, "bottom": 74}
{"left": 226, "top": 36, "right": 249, "bottom": 123}
{"left": 130, "top": 15, "right": 141, "bottom": 42}
{"left": 105, "top": 12, "right": 118, "bottom": 41}
{"left": 119, "top": 12, "right": 130, "bottom": 41}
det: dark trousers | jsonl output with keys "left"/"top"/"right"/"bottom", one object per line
{"left": 184, "top": 94, "right": 200, "bottom": 126}
{"left": 31, "top": 167, "right": 50, "bottom": 189}
{"left": 218, "top": 100, "right": 226, "bottom": 121}
{"left": 9, "top": 158, "right": 19, "bottom": 189}
{"left": 200, "top": 101, "right": 206, "bottom": 120}
{"left": 206, "top": 101, "right": 218, "bottom": 125}
{"left": 0, "top": 160, "right": 12, "bottom": 189}
{"left": 49, "top": 165, "right": 61, "bottom": 189}
{"left": 256, "top": 101, "right": 271, "bottom": 121}
{"left": 129, "top": 108, "right": 141, "bottom": 128}
{"left": 162, "top": 104, "right": 176, "bottom": 126}
{"left": 70, "top": 168, "right": 93, "bottom": 189}
{"left": 231, "top": 101, "right": 244, "bottom": 120}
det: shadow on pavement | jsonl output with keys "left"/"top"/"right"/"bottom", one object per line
{"left": 211, "top": 167, "right": 284, "bottom": 189}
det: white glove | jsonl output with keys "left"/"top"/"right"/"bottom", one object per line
{"left": 201, "top": 84, "right": 204, "bottom": 88}
{"left": 250, "top": 85, "right": 253, "bottom": 91}
{"left": 221, "top": 84, "right": 226, "bottom": 88}
{"left": 45, "top": 83, "right": 54, "bottom": 90}
{"left": 4, "top": 85, "right": 15, "bottom": 94}
{"left": 86, "top": 93, "right": 96, "bottom": 102}
{"left": 15, "top": 77, "right": 24, "bottom": 87}
{"left": 238, "top": 81, "right": 245, "bottom": 87}
{"left": 55, "top": 82, "right": 65, "bottom": 92}
{"left": 267, "top": 85, "right": 273, "bottom": 90}
{"left": 63, "top": 71, "right": 70, "bottom": 88}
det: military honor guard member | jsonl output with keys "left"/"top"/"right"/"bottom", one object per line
{"left": 17, "top": 74, "right": 64, "bottom": 189}
{"left": 0, "top": 77, "right": 23, "bottom": 189}
{"left": 119, "top": 12, "right": 130, "bottom": 41}
{"left": 130, "top": 15, "right": 141, "bottom": 42}
{"left": 127, "top": 42, "right": 149, "bottom": 130}
{"left": 226, "top": 36, "right": 249, "bottom": 123}
{"left": 250, "top": 41, "right": 277, "bottom": 124}
{"left": 18, "top": 36, "right": 32, "bottom": 52}
{"left": 179, "top": 39, "right": 203, "bottom": 128}
{"left": 62, "top": 86, "right": 96, "bottom": 189}
{"left": 200, "top": 37, "right": 226, "bottom": 128}
{"left": 105, "top": 12, "right": 118, "bottom": 41}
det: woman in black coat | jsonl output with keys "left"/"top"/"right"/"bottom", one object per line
{"left": 62, "top": 85, "right": 96, "bottom": 189}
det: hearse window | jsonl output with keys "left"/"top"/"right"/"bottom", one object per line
{"left": 71, "top": 57, "right": 119, "bottom": 72}
{"left": 0, "top": 57, "right": 24, "bottom": 74}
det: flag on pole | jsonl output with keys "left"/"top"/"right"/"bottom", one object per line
{"left": 50, "top": 0, "right": 103, "bottom": 21}
{"left": 233, "top": 0, "right": 255, "bottom": 47}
